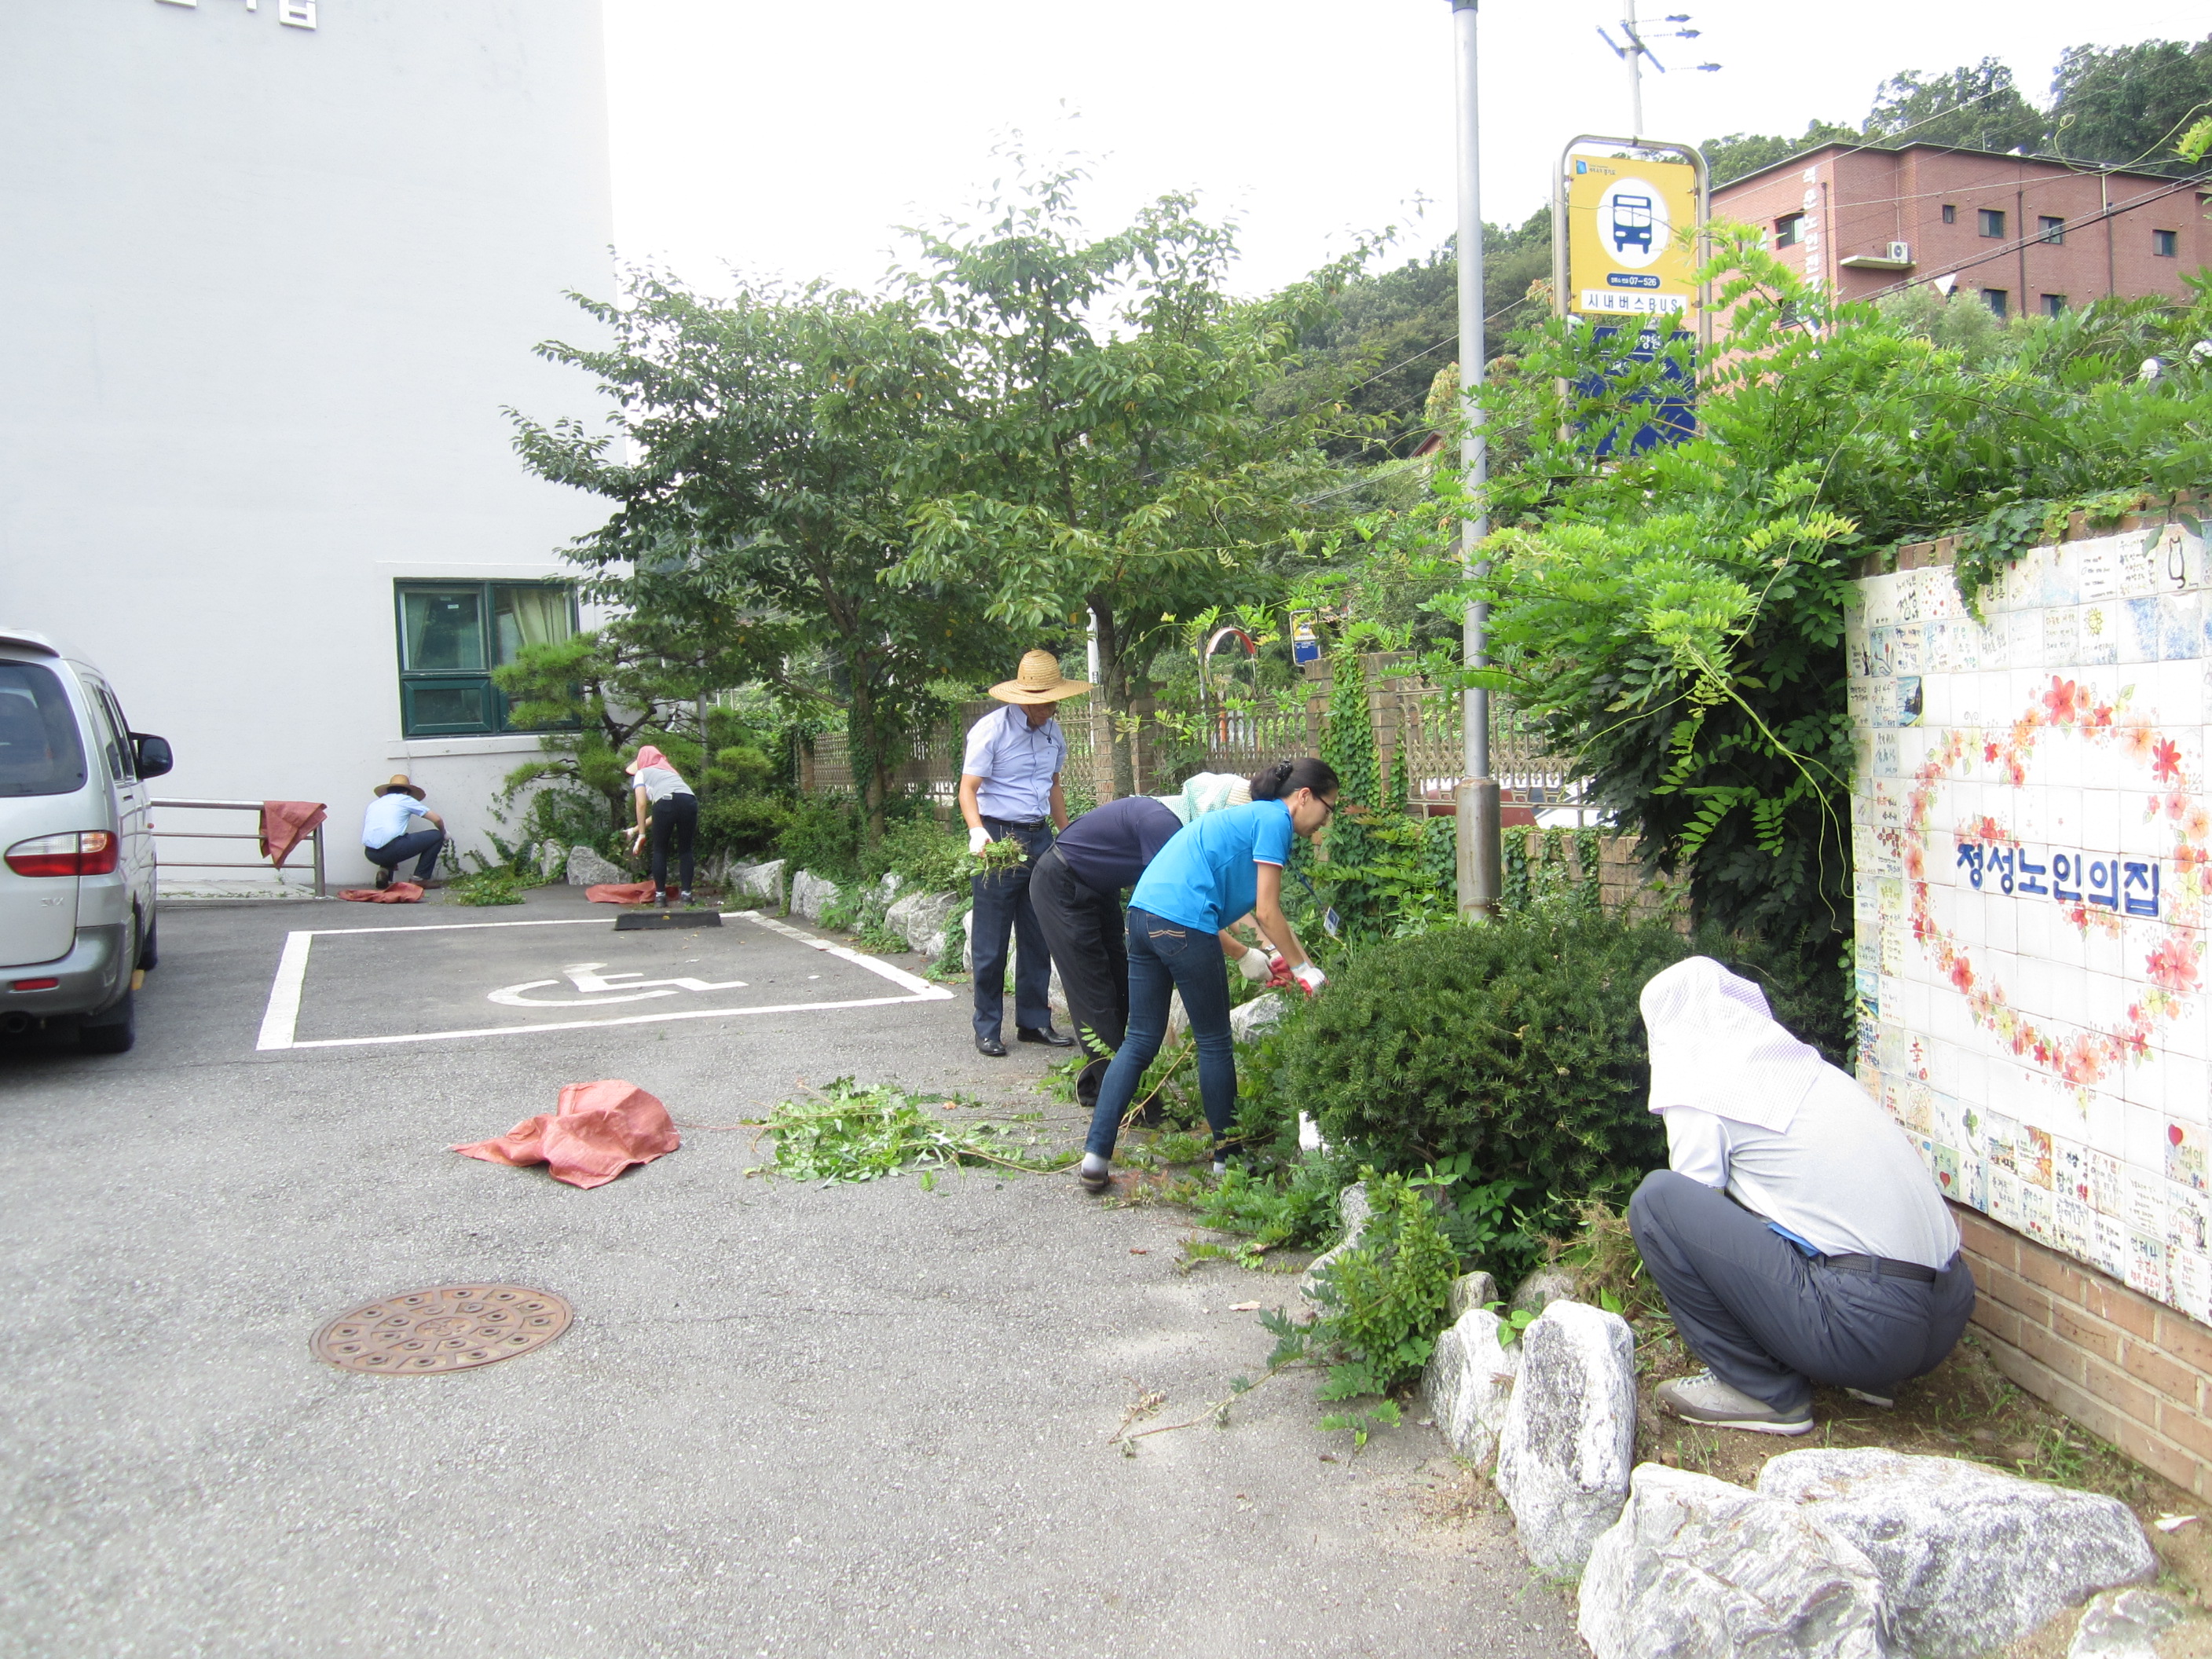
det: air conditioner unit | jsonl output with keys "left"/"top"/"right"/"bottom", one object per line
{"left": 1888, "top": 241, "right": 1912, "bottom": 264}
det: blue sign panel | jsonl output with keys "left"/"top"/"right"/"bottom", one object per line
{"left": 1576, "top": 325, "right": 1696, "bottom": 456}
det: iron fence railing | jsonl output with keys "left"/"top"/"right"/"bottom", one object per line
{"left": 152, "top": 800, "right": 326, "bottom": 895}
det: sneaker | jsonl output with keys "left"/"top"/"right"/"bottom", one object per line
{"left": 677, "top": 889, "right": 694, "bottom": 907}
{"left": 1077, "top": 1155, "right": 1111, "bottom": 1194}
{"left": 1654, "top": 1369, "right": 1815, "bottom": 1435}
{"left": 372, "top": 866, "right": 392, "bottom": 891}
{"left": 1844, "top": 1386, "right": 1895, "bottom": 1408}
{"left": 652, "top": 889, "right": 668, "bottom": 908}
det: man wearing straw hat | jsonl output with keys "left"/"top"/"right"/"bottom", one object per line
{"left": 361, "top": 774, "right": 445, "bottom": 890}
{"left": 959, "top": 650, "right": 1087, "bottom": 1057}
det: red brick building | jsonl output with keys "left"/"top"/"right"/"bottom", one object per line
{"left": 1712, "top": 143, "right": 2210, "bottom": 318}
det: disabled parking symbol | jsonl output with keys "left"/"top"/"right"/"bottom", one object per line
{"left": 486, "top": 961, "right": 748, "bottom": 1008}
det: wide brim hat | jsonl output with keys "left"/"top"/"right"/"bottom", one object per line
{"left": 990, "top": 650, "right": 1091, "bottom": 705}
{"left": 375, "top": 773, "right": 427, "bottom": 800}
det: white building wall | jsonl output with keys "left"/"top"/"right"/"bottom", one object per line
{"left": 0, "top": 0, "right": 615, "bottom": 888}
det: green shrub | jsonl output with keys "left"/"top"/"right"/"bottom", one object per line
{"left": 1306, "top": 1170, "right": 1460, "bottom": 1400}
{"left": 861, "top": 813, "right": 967, "bottom": 895}
{"left": 697, "top": 795, "right": 791, "bottom": 861}
{"left": 1274, "top": 908, "right": 1845, "bottom": 1196}
{"left": 777, "top": 794, "right": 865, "bottom": 883}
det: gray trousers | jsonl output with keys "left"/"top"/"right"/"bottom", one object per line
{"left": 1628, "top": 1170, "right": 1976, "bottom": 1414}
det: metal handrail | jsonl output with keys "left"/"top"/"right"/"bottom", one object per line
{"left": 151, "top": 799, "right": 325, "bottom": 896}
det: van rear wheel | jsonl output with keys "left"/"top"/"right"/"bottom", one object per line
{"left": 79, "top": 989, "right": 135, "bottom": 1055}
{"left": 137, "top": 913, "right": 158, "bottom": 971}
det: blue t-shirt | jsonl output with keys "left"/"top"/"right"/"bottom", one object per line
{"left": 1128, "top": 800, "right": 1294, "bottom": 933}
{"left": 1054, "top": 796, "right": 1183, "bottom": 895}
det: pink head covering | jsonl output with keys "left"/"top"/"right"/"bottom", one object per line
{"left": 1639, "top": 956, "right": 1830, "bottom": 1134}
{"left": 626, "top": 745, "right": 668, "bottom": 776}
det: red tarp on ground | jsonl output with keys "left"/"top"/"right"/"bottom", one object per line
{"left": 339, "top": 882, "right": 423, "bottom": 903}
{"left": 586, "top": 881, "right": 658, "bottom": 905}
{"left": 449, "top": 1079, "right": 679, "bottom": 1189}
{"left": 258, "top": 800, "right": 328, "bottom": 868}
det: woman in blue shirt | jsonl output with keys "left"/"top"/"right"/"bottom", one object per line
{"left": 1078, "top": 757, "right": 1339, "bottom": 1192}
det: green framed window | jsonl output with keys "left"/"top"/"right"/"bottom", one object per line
{"left": 394, "top": 581, "right": 577, "bottom": 736}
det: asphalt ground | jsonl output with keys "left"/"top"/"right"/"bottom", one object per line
{"left": 0, "top": 887, "right": 1580, "bottom": 1658}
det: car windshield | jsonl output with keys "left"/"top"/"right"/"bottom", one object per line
{"left": 0, "top": 661, "right": 90, "bottom": 798}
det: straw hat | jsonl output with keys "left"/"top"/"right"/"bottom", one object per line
{"left": 989, "top": 650, "right": 1091, "bottom": 705}
{"left": 375, "top": 773, "right": 426, "bottom": 800}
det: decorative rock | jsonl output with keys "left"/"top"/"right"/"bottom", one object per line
{"left": 1229, "top": 991, "right": 1287, "bottom": 1042}
{"left": 885, "top": 890, "right": 962, "bottom": 959}
{"left": 1577, "top": 1464, "right": 1887, "bottom": 1659}
{"left": 1511, "top": 1266, "right": 1578, "bottom": 1318}
{"left": 789, "top": 869, "right": 840, "bottom": 922}
{"left": 1299, "top": 1181, "right": 1372, "bottom": 1302}
{"left": 535, "top": 840, "right": 568, "bottom": 881}
{"left": 565, "top": 844, "right": 626, "bottom": 887}
{"left": 1756, "top": 1448, "right": 2158, "bottom": 1659}
{"left": 2069, "top": 1588, "right": 2192, "bottom": 1657}
{"left": 1422, "top": 1304, "right": 1521, "bottom": 1464}
{"left": 1493, "top": 1299, "right": 1638, "bottom": 1577}
{"left": 734, "top": 859, "right": 785, "bottom": 906}
{"left": 1448, "top": 1269, "right": 1500, "bottom": 1320}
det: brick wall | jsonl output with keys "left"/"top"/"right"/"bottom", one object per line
{"left": 1954, "top": 1202, "right": 2212, "bottom": 1500}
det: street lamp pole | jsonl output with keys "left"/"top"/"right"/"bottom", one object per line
{"left": 1451, "top": 0, "right": 1500, "bottom": 917}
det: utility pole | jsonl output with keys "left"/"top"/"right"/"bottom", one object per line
{"left": 1596, "top": 3, "right": 1716, "bottom": 137}
{"left": 1450, "top": 0, "right": 1500, "bottom": 917}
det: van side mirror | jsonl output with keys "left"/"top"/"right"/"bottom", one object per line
{"left": 133, "top": 733, "right": 174, "bottom": 778}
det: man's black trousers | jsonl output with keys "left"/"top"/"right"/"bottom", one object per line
{"left": 969, "top": 817, "right": 1055, "bottom": 1043}
{"left": 1028, "top": 844, "right": 1128, "bottom": 1064}
{"left": 1628, "top": 1170, "right": 1976, "bottom": 1414}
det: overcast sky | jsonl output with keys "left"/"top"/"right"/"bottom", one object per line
{"left": 601, "top": 1, "right": 2209, "bottom": 302}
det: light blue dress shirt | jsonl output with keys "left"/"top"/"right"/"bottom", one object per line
{"left": 361, "top": 793, "right": 429, "bottom": 848}
{"left": 961, "top": 704, "right": 1066, "bottom": 822}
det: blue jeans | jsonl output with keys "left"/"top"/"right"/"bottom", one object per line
{"left": 367, "top": 827, "right": 443, "bottom": 881}
{"left": 1084, "top": 907, "right": 1237, "bottom": 1160}
{"left": 970, "top": 817, "right": 1055, "bottom": 1042}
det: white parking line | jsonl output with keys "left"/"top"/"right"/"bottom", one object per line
{"left": 254, "top": 909, "right": 950, "bottom": 1052}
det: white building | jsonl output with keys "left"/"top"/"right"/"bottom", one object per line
{"left": 0, "top": 0, "right": 614, "bottom": 890}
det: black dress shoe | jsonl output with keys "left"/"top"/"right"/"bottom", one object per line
{"left": 1017, "top": 1025, "right": 1075, "bottom": 1048}
{"left": 976, "top": 1035, "right": 1008, "bottom": 1057}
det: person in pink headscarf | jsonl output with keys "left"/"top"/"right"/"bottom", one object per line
{"left": 624, "top": 745, "right": 698, "bottom": 907}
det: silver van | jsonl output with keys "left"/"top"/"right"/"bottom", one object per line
{"left": 0, "top": 629, "right": 171, "bottom": 1053}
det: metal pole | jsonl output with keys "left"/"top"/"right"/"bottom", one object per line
{"left": 1451, "top": 0, "right": 1500, "bottom": 916}
{"left": 1624, "top": 0, "right": 1643, "bottom": 135}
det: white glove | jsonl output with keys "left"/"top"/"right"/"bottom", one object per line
{"left": 968, "top": 826, "right": 991, "bottom": 855}
{"left": 1292, "top": 962, "right": 1328, "bottom": 995}
{"left": 1237, "top": 947, "right": 1272, "bottom": 982}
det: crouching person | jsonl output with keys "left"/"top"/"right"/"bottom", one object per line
{"left": 1629, "top": 956, "right": 1976, "bottom": 1435}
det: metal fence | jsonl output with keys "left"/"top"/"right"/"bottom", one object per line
{"left": 798, "top": 654, "right": 1588, "bottom": 819}
{"left": 152, "top": 800, "right": 326, "bottom": 895}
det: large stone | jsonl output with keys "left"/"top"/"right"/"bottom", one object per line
{"left": 789, "top": 869, "right": 841, "bottom": 923}
{"left": 1511, "top": 1265, "right": 1579, "bottom": 1318}
{"left": 2068, "top": 1588, "right": 2193, "bottom": 1657}
{"left": 1448, "top": 1269, "right": 1500, "bottom": 1320}
{"left": 885, "top": 890, "right": 963, "bottom": 959}
{"left": 736, "top": 859, "right": 785, "bottom": 906}
{"left": 1756, "top": 1448, "right": 2157, "bottom": 1659}
{"left": 1577, "top": 1464, "right": 1887, "bottom": 1659}
{"left": 1493, "top": 1299, "right": 1638, "bottom": 1577}
{"left": 1299, "top": 1181, "right": 1372, "bottom": 1302}
{"left": 1229, "top": 991, "right": 1287, "bottom": 1042}
{"left": 565, "top": 844, "right": 627, "bottom": 886}
{"left": 1422, "top": 1304, "right": 1521, "bottom": 1465}
{"left": 535, "top": 840, "right": 568, "bottom": 881}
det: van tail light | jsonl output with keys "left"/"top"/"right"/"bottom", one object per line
{"left": 5, "top": 831, "right": 118, "bottom": 877}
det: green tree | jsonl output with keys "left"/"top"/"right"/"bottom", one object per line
{"left": 2048, "top": 37, "right": 2212, "bottom": 169}
{"left": 1700, "top": 122, "right": 1859, "bottom": 186}
{"left": 1862, "top": 58, "right": 2046, "bottom": 152}
{"left": 892, "top": 163, "right": 1357, "bottom": 796}
{"left": 510, "top": 274, "right": 1005, "bottom": 843}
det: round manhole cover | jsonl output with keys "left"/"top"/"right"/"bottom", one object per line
{"left": 312, "top": 1285, "right": 570, "bottom": 1375}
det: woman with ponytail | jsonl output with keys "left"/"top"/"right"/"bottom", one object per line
{"left": 1076, "top": 757, "right": 1339, "bottom": 1192}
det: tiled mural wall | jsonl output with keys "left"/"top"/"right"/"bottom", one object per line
{"left": 1849, "top": 518, "right": 2212, "bottom": 1331}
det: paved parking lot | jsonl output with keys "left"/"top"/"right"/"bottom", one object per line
{"left": 0, "top": 888, "right": 1577, "bottom": 1658}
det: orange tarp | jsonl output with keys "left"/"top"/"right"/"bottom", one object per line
{"left": 339, "top": 881, "right": 423, "bottom": 903}
{"left": 450, "top": 1080, "right": 679, "bottom": 1190}
{"left": 258, "top": 800, "right": 328, "bottom": 868}
{"left": 587, "top": 881, "right": 658, "bottom": 904}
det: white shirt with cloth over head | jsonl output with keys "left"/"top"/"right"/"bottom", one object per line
{"left": 1644, "top": 956, "right": 1959, "bottom": 1271}
{"left": 361, "top": 793, "right": 429, "bottom": 848}
{"left": 632, "top": 764, "right": 693, "bottom": 804}
{"left": 961, "top": 704, "right": 1065, "bottom": 823}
